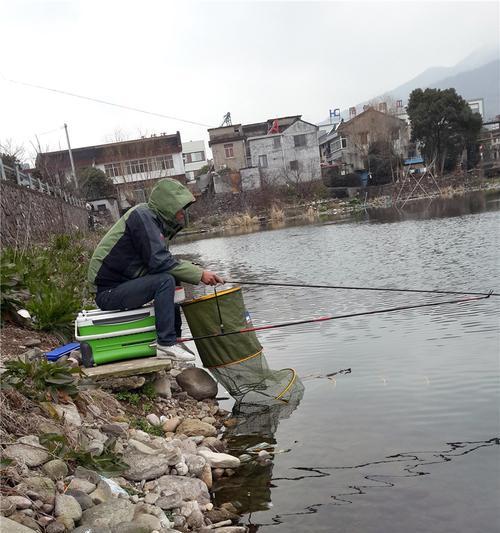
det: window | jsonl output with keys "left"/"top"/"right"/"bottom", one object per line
{"left": 126, "top": 159, "right": 148, "bottom": 174}
{"left": 391, "top": 129, "right": 399, "bottom": 141}
{"left": 155, "top": 155, "right": 174, "bottom": 170}
{"left": 104, "top": 163, "right": 122, "bottom": 178}
{"left": 331, "top": 137, "right": 347, "bottom": 152}
{"left": 273, "top": 136, "right": 281, "bottom": 149}
{"left": 96, "top": 204, "right": 107, "bottom": 211}
{"left": 224, "top": 144, "right": 234, "bottom": 158}
{"left": 360, "top": 132, "right": 369, "bottom": 145}
{"left": 184, "top": 151, "right": 205, "bottom": 164}
{"left": 258, "top": 155, "right": 268, "bottom": 168}
{"left": 294, "top": 134, "right": 307, "bottom": 147}
{"left": 133, "top": 189, "right": 146, "bottom": 203}
{"left": 289, "top": 160, "right": 299, "bottom": 171}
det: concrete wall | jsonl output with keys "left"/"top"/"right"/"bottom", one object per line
{"left": 1, "top": 180, "right": 89, "bottom": 247}
{"left": 248, "top": 120, "right": 320, "bottom": 185}
{"left": 182, "top": 140, "right": 207, "bottom": 180}
{"left": 240, "top": 167, "right": 261, "bottom": 191}
{"left": 211, "top": 139, "right": 246, "bottom": 171}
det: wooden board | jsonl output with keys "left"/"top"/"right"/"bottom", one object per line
{"left": 82, "top": 357, "right": 171, "bottom": 380}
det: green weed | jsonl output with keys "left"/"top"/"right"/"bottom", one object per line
{"left": 130, "top": 417, "right": 164, "bottom": 437}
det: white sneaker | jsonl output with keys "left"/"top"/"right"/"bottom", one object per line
{"left": 156, "top": 344, "right": 195, "bottom": 362}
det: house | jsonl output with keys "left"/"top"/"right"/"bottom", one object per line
{"left": 36, "top": 133, "right": 186, "bottom": 211}
{"left": 318, "top": 107, "right": 409, "bottom": 175}
{"left": 479, "top": 118, "right": 500, "bottom": 176}
{"left": 208, "top": 116, "right": 321, "bottom": 191}
{"left": 182, "top": 140, "right": 208, "bottom": 181}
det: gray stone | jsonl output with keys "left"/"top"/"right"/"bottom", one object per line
{"left": 198, "top": 449, "right": 240, "bottom": 469}
{"left": 22, "top": 347, "right": 44, "bottom": 360}
{"left": 3, "top": 437, "right": 49, "bottom": 467}
{"left": 143, "top": 493, "right": 159, "bottom": 505}
{"left": 0, "top": 516, "right": 40, "bottom": 532}
{"left": 89, "top": 480, "right": 114, "bottom": 504}
{"left": 102, "top": 376, "right": 146, "bottom": 392}
{"left": 161, "top": 417, "right": 181, "bottom": 433}
{"left": 127, "top": 439, "right": 157, "bottom": 455}
{"left": 16, "top": 476, "right": 55, "bottom": 504}
{"left": 145, "top": 414, "right": 161, "bottom": 427}
{"left": 110, "top": 524, "right": 149, "bottom": 533}
{"left": 155, "top": 491, "right": 182, "bottom": 510}
{"left": 81, "top": 499, "right": 135, "bottom": 528}
{"left": 6, "top": 496, "right": 32, "bottom": 510}
{"left": 86, "top": 440, "right": 104, "bottom": 456}
{"left": 101, "top": 423, "right": 129, "bottom": 437}
{"left": 133, "top": 513, "right": 161, "bottom": 530}
{"left": 156, "top": 475, "right": 210, "bottom": 505}
{"left": 66, "top": 490, "right": 94, "bottom": 511}
{"left": 74, "top": 466, "right": 101, "bottom": 485}
{"left": 0, "top": 497, "right": 16, "bottom": 516}
{"left": 175, "top": 419, "right": 217, "bottom": 437}
{"left": 210, "top": 528, "right": 247, "bottom": 533}
{"left": 42, "top": 459, "right": 68, "bottom": 480}
{"left": 46, "top": 520, "right": 66, "bottom": 533}
{"left": 73, "top": 527, "right": 112, "bottom": 533}
{"left": 41, "top": 402, "right": 82, "bottom": 427}
{"left": 202, "top": 437, "right": 226, "bottom": 453}
{"left": 7, "top": 512, "right": 41, "bottom": 531}
{"left": 67, "top": 478, "right": 96, "bottom": 494}
{"left": 185, "top": 454, "right": 206, "bottom": 477}
{"left": 176, "top": 367, "right": 217, "bottom": 400}
{"left": 55, "top": 493, "right": 82, "bottom": 521}
{"left": 152, "top": 374, "right": 172, "bottom": 399}
{"left": 23, "top": 338, "right": 42, "bottom": 348}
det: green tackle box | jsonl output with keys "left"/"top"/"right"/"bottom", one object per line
{"left": 76, "top": 306, "right": 157, "bottom": 367}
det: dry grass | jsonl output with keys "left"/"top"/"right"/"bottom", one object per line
{"left": 224, "top": 211, "right": 260, "bottom": 227}
{"left": 269, "top": 204, "right": 285, "bottom": 222}
{"left": 301, "top": 205, "right": 318, "bottom": 220}
{"left": 0, "top": 389, "right": 48, "bottom": 441}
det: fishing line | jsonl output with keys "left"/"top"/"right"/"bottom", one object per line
{"left": 178, "top": 292, "right": 491, "bottom": 343}
{"left": 225, "top": 280, "right": 499, "bottom": 297}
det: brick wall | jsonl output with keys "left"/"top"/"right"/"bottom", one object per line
{"left": 0, "top": 181, "right": 89, "bottom": 247}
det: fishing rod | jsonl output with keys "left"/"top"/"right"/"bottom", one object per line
{"left": 178, "top": 291, "right": 492, "bottom": 343}
{"left": 225, "top": 280, "right": 499, "bottom": 298}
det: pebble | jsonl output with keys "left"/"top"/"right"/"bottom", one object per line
{"left": 7, "top": 496, "right": 32, "bottom": 510}
{"left": 146, "top": 414, "right": 161, "bottom": 427}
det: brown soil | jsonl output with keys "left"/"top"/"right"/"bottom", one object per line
{"left": 0, "top": 323, "right": 61, "bottom": 365}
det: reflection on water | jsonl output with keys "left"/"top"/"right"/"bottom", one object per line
{"left": 213, "top": 384, "right": 305, "bottom": 515}
{"left": 175, "top": 191, "right": 500, "bottom": 533}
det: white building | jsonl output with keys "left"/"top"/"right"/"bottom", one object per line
{"left": 182, "top": 140, "right": 208, "bottom": 181}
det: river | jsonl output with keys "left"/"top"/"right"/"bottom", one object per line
{"left": 173, "top": 191, "right": 500, "bottom": 533}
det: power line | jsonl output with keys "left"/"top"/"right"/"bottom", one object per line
{"left": 3, "top": 75, "right": 211, "bottom": 128}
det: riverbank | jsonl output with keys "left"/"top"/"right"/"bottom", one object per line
{"left": 0, "top": 334, "right": 250, "bottom": 533}
{"left": 181, "top": 177, "right": 500, "bottom": 239}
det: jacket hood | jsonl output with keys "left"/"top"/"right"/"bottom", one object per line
{"left": 148, "top": 179, "right": 195, "bottom": 234}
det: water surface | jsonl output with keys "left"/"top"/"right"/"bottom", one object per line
{"left": 174, "top": 192, "right": 500, "bottom": 533}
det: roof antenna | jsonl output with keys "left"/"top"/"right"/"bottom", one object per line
{"left": 220, "top": 112, "right": 232, "bottom": 127}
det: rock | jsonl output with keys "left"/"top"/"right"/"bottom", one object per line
{"left": 38, "top": 420, "right": 64, "bottom": 435}
{"left": 198, "top": 449, "right": 241, "bottom": 469}
{"left": 42, "top": 459, "right": 68, "bottom": 480}
{"left": 185, "top": 454, "right": 206, "bottom": 477}
{"left": 174, "top": 461, "right": 188, "bottom": 476}
{"left": 74, "top": 466, "right": 101, "bottom": 485}
{"left": 37, "top": 516, "right": 54, "bottom": 527}
{"left": 145, "top": 414, "right": 161, "bottom": 427}
{"left": 155, "top": 491, "right": 182, "bottom": 510}
{"left": 102, "top": 376, "right": 146, "bottom": 392}
{"left": 212, "top": 468, "right": 224, "bottom": 480}
{"left": 41, "top": 402, "right": 82, "bottom": 427}
{"left": 86, "top": 440, "right": 104, "bottom": 456}
{"left": 122, "top": 450, "right": 169, "bottom": 482}
{"left": 66, "top": 490, "right": 94, "bottom": 511}
{"left": 3, "top": 436, "right": 49, "bottom": 467}
{"left": 176, "top": 419, "right": 217, "bottom": 437}
{"left": 133, "top": 513, "right": 161, "bottom": 531}
{"left": 6, "top": 496, "right": 32, "bottom": 510}
{"left": 0, "top": 516, "right": 40, "bottom": 532}
{"left": 8, "top": 512, "right": 41, "bottom": 531}
{"left": 210, "top": 528, "right": 247, "bottom": 533}
{"left": 73, "top": 526, "right": 112, "bottom": 533}
{"left": 42, "top": 503, "right": 54, "bottom": 513}
{"left": 220, "top": 502, "right": 239, "bottom": 514}
{"left": 110, "top": 524, "right": 149, "bottom": 533}
{"left": 21, "top": 347, "right": 44, "bottom": 360}
{"left": 46, "top": 520, "right": 67, "bottom": 533}
{"left": 89, "top": 480, "right": 115, "bottom": 504}
{"left": 143, "top": 493, "right": 159, "bottom": 505}
{"left": 202, "top": 437, "right": 226, "bottom": 453}
{"left": 176, "top": 368, "right": 217, "bottom": 400}
{"left": 156, "top": 475, "right": 210, "bottom": 506}
{"left": 24, "top": 338, "right": 41, "bottom": 347}
{"left": 201, "top": 416, "right": 217, "bottom": 425}
{"left": 152, "top": 375, "right": 172, "bottom": 399}
{"left": 16, "top": 476, "right": 55, "bottom": 504}
{"left": 55, "top": 493, "right": 82, "bottom": 521}
{"left": 200, "top": 463, "right": 213, "bottom": 489}
{"left": 223, "top": 418, "right": 238, "bottom": 428}
{"left": 0, "top": 497, "right": 16, "bottom": 516}
{"left": 81, "top": 500, "right": 135, "bottom": 528}
{"left": 205, "top": 507, "right": 238, "bottom": 524}
{"left": 258, "top": 450, "right": 271, "bottom": 460}
{"left": 67, "top": 478, "right": 96, "bottom": 494}
{"left": 127, "top": 440, "right": 157, "bottom": 455}
{"left": 181, "top": 500, "right": 203, "bottom": 528}
{"left": 101, "top": 423, "right": 129, "bottom": 437}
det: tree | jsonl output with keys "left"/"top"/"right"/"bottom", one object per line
{"left": 366, "top": 140, "right": 401, "bottom": 185}
{"left": 77, "top": 167, "right": 116, "bottom": 200}
{"left": 407, "top": 88, "right": 482, "bottom": 175}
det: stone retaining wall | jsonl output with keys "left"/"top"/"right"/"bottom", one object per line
{"left": 1, "top": 180, "right": 89, "bottom": 247}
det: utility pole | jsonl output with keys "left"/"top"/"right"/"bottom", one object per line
{"left": 64, "top": 123, "right": 78, "bottom": 189}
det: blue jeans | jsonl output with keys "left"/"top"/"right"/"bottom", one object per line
{"left": 96, "top": 272, "right": 181, "bottom": 346}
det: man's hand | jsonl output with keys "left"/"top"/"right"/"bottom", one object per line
{"left": 201, "top": 270, "right": 225, "bottom": 286}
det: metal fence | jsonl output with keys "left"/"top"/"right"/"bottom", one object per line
{"left": 0, "top": 160, "right": 86, "bottom": 208}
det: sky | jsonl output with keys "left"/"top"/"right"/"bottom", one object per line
{"left": 0, "top": 0, "right": 498, "bottom": 164}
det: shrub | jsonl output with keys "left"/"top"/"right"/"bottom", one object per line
{"left": 1, "top": 358, "right": 81, "bottom": 402}
{"left": 0, "top": 255, "right": 30, "bottom": 323}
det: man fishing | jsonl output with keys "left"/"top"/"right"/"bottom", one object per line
{"left": 87, "top": 178, "right": 224, "bottom": 362}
